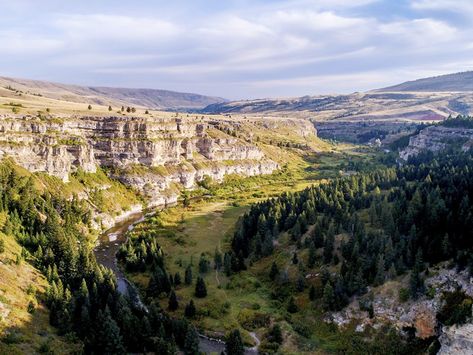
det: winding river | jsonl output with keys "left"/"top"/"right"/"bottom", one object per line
{"left": 94, "top": 209, "right": 258, "bottom": 354}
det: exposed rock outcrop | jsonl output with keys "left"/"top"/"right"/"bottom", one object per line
{"left": 438, "top": 323, "right": 473, "bottom": 354}
{"left": 400, "top": 125, "right": 473, "bottom": 160}
{"left": 327, "top": 266, "right": 473, "bottom": 342}
{"left": 0, "top": 114, "right": 279, "bottom": 205}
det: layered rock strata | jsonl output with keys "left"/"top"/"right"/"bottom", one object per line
{"left": 0, "top": 114, "right": 278, "bottom": 204}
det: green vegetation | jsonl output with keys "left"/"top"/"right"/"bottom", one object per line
{"left": 437, "top": 290, "right": 473, "bottom": 326}
{"left": 0, "top": 160, "right": 204, "bottom": 353}
{"left": 118, "top": 146, "right": 473, "bottom": 353}
{"left": 441, "top": 114, "right": 473, "bottom": 129}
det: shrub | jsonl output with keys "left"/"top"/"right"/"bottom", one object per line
{"left": 399, "top": 288, "right": 410, "bottom": 303}
{"left": 437, "top": 290, "right": 473, "bottom": 326}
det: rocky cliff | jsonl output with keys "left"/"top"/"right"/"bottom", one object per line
{"left": 438, "top": 323, "right": 473, "bottom": 354}
{"left": 399, "top": 125, "right": 473, "bottom": 160}
{"left": 0, "top": 114, "right": 279, "bottom": 206}
{"left": 327, "top": 266, "right": 473, "bottom": 349}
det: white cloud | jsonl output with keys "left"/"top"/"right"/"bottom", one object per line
{"left": 54, "top": 14, "right": 181, "bottom": 44}
{"left": 0, "top": 31, "right": 63, "bottom": 54}
{"left": 411, "top": 0, "right": 473, "bottom": 14}
{"left": 1, "top": 0, "right": 473, "bottom": 98}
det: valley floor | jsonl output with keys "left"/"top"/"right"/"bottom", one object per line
{"left": 123, "top": 143, "right": 387, "bottom": 353}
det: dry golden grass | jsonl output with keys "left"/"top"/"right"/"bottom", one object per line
{"left": 0, "top": 230, "right": 79, "bottom": 354}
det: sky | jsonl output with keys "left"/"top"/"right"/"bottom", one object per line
{"left": 1, "top": 0, "right": 473, "bottom": 99}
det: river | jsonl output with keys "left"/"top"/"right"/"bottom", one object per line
{"left": 94, "top": 209, "right": 258, "bottom": 354}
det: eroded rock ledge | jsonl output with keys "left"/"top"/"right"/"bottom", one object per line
{"left": 400, "top": 126, "right": 473, "bottom": 160}
{"left": 0, "top": 114, "right": 279, "bottom": 205}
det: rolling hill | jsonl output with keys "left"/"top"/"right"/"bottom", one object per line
{"left": 377, "top": 71, "right": 473, "bottom": 92}
{"left": 0, "top": 76, "right": 225, "bottom": 111}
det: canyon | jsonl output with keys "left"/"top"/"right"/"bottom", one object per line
{"left": 0, "top": 112, "right": 325, "bottom": 213}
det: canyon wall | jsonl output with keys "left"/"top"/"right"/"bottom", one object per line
{"left": 0, "top": 114, "right": 278, "bottom": 206}
{"left": 400, "top": 125, "right": 473, "bottom": 160}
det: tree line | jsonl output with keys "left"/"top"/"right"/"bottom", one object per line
{"left": 229, "top": 150, "right": 473, "bottom": 311}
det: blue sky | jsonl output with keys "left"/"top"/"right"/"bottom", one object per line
{"left": 1, "top": 0, "right": 473, "bottom": 99}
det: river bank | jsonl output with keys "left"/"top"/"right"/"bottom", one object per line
{"left": 93, "top": 206, "right": 260, "bottom": 354}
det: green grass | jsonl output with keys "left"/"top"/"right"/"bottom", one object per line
{"left": 123, "top": 142, "right": 388, "bottom": 351}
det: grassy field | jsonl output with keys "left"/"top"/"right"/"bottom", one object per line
{"left": 124, "top": 142, "right": 385, "bottom": 352}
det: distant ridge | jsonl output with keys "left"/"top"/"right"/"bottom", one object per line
{"left": 0, "top": 76, "right": 226, "bottom": 110}
{"left": 377, "top": 71, "right": 473, "bottom": 92}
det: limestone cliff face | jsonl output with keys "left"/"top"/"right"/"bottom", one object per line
{"left": 0, "top": 114, "right": 278, "bottom": 205}
{"left": 438, "top": 323, "right": 473, "bottom": 354}
{"left": 400, "top": 126, "right": 473, "bottom": 160}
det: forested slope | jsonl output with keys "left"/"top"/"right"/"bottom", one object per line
{"left": 0, "top": 160, "right": 201, "bottom": 353}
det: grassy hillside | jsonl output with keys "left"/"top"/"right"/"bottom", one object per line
{"left": 0, "top": 226, "right": 80, "bottom": 354}
{"left": 0, "top": 76, "right": 225, "bottom": 110}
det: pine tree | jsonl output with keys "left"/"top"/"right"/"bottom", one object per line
{"left": 185, "top": 265, "right": 193, "bottom": 285}
{"left": 308, "top": 246, "right": 316, "bottom": 268}
{"left": 374, "top": 254, "right": 385, "bottom": 286}
{"left": 184, "top": 300, "right": 196, "bottom": 318}
{"left": 174, "top": 272, "right": 181, "bottom": 286}
{"left": 269, "top": 261, "right": 279, "bottom": 281}
{"left": 184, "top": 324, "right": 200, "bottom": 355}
{"left": 95, "top": 308, "right": 126, "bottom": 354}
{"left": 199, "top": 254, "right": 209, "bottom": 273}
{"left": 267, "top": 324, "right": 283, "bottom": 344}
{"left": 309, "top": 285, "right": 316, "bottom": 300}
{"left": 195, "top": 277, "right": 207, "bottom": 298}
{"left": 168, "top": 290, "right": 178, "bottom": 311}
{"left": 287, "top": 296, "right": 298, "bottom": 313}
{"left": 226, "top": 329, "right": 244, "bottom": 355}
{"left": 108, "top": 105, "right": 112, "bottom": 111}
{"left": 409, "top": 251, "right": 425, "bottom": 299}
{"left": 214, "top": 248, "right": 223, "bottom": 270}
{"left": 322, "top": 282, "right": 335, "bottom": 311}
{"left": 296, "top": 275, "right": 305, "bottom": 292}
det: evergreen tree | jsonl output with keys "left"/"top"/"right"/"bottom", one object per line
{"left": 184, "top": 324, "right": 200, "bottom": 355}
{"left": 374, "top": 254, "right": 386, "bottom": 286}
{"left": 168, "top": 290, "right": 178, "bottom": 311}
{"left": 184, "top": 300, "right": 196, "bottom": 318}
{"left": 287, "top": 296, "right": 298, "bottom": 313}
{"left": 269, "top": 261, "right": 279, "bottom": 281}
{"left": 214, "top": 248, "right": 223, "bottom": 270}
{"left": 195, "top": 277, "right": 207, "bottom": 298}
{"left": 185, "top": 265, "right": 193, "bottom": 285}
{"left": 308, "top": 246, "right": 316, "bottom": 268}
{"left": 322, "top": 282, "right": 335, "bottom": 311}
{"left": 409, "top": 251, "right": 425, "bottom": 299}
{"left": 174, "top": 272, "right": 182, "bottom": 286}
{"left": 199, "top": 254, "right": 209, "bottom": 273}
{"left": 226, "top": 329, "right": 244, "bottom": 355}
{"left": 95, "top": 308, "right": 126, "bottom": 355}
{"left": 267, "top": 324, "right": 283, "bottom": 344}
{"left": 309, "top": 285, "right": 316, "bottom": 301}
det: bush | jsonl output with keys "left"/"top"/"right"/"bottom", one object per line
{"left": 27, "top": 300, "right": 36, "bottom": 314}
{"left": 437, "top": 291, "right": 473, "bottom": 326}
{"left": 399, "top": 288, "right": 410, "bottom": 303}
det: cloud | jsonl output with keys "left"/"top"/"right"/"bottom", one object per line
{"left": 0, "top": 0, "right": 472, "bottom": 98}
{"left": 411, "top": 0, "right": 473, "bottom": 14}
{"left": 54, "top": 14, "right": 181, "bottom": 45}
